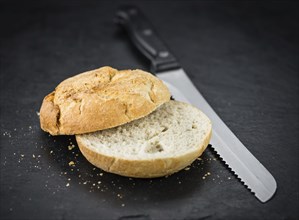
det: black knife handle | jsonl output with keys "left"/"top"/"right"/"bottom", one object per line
{"left": 116, "top": 6, "right": 181, "bottom": 73}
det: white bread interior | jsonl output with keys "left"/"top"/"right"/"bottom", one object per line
{"left": 76, "top": 101, "right": 212, "bottom": 178}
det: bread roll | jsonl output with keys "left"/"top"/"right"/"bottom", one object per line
{"left": 76, "top": 101, "right": 212, "bottom": 178}
{"left": 40, "top": 66, "right": 170, "bottom": 135}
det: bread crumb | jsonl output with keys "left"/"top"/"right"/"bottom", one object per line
{"left": 68, "top": 144, "right": 75, "bottom": 150}
{"left": 36, "top": 111, "right": 40, "bottom": 116}
{"left": 68, "top": 161, "right": 75, "bottom": 166}
{"left": 32, "top": 154, "right": 35, "bottom": 158}
{"left": 3, "top": 131, "right": 12, "bottom": 137}
{"left": 99, "top": 173, "right": 103, "bottom": 176}
{"left": 207, "top": 172, "right": 211, "bottom": 175}
{"left": 21, "top": 154, "right": 24, "bottom": 157}
{"left": 202, "top": 176, "right": 206, "bottom": 180}
{"left": 97, "top": 181, "right": 101, "bottom": 184}
{"left": 117, "top": 194, "right": 123, "bottom": 199}
{"left": 197, "top": 158, "right": 202, "bottom": 161}
{"left": 66, "top": 183, "right": 70, "bottom": 187}
{"left": 184, "top": 167, "right": 190, "bottom": 171}
{"left": 121, "top": 204, "right": 125, "bottom": 207}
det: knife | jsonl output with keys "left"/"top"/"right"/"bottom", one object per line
{"left": 115, "top": 6, "right": 277, "bottom": 203}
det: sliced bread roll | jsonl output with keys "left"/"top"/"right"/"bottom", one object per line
{"left": 40, "top": 66, "right": 170, "bottom": 135}
{"left": 76, "top": 101, "right": 212, "bottom": 178}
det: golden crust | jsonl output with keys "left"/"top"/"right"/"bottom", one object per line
{"left": 39, "top": 66, "right": 170, "bottom": 135}
{"left": 76, "top": 128, "right": 212, "bottom": 178}
{"left": 40, "top": 92, "right": 60, "bottom": 134}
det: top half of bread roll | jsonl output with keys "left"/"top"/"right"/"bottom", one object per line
{"left": 40, "top": 66, "right": 170, "bottom": 135}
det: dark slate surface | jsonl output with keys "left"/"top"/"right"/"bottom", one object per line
{"left": 0, "top": 1, "right": 298, "bottom": 220}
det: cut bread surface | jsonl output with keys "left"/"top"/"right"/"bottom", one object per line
{"left": 76, "top": 101, "right": 212, "bottom": 178}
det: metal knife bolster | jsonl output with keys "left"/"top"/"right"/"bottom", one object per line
{"left": 116, "top": 6, "right": 277, "bottom": 203}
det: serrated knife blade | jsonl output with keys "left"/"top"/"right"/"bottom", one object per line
{"left": 158, "top": 69, "right": 277, "bottom": 203}
{"left": 116, "top": 6, "right": 277, "bottom": 203}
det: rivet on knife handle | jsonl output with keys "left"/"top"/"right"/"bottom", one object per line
{"left": 115, "top": 6, "right": 181, "bottom": 73}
